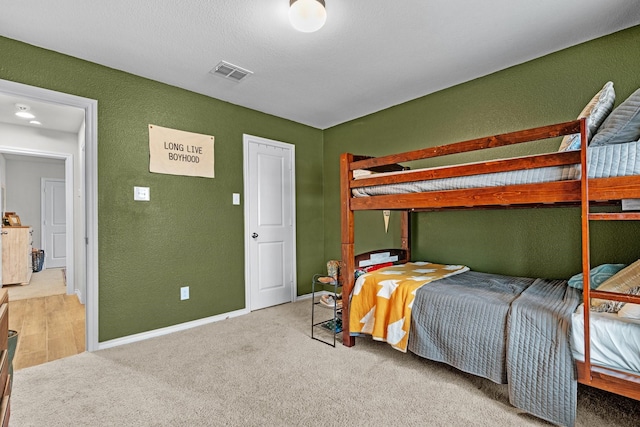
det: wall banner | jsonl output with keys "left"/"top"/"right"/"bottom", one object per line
{"left": 149, "top": 124, "right": 215, "bottom": 178}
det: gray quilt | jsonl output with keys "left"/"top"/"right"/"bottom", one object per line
{"left": 508, "top": 278, "right": 581, "bottom": 427}
{"left": 407, "top": 271, "right": 581, "bottom": 426}
{"left": 408, "top": 271, "right": 532, "bottom": 383}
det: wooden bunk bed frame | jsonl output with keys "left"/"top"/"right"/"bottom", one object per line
{"left": 339, "top": 118, "right": 640, "bottom": 401}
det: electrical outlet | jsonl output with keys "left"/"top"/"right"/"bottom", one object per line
{"left": 180, "top": 286, "right": 189, "bottom": 300}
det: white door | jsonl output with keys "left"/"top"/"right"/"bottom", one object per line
{"left": 42, "top": 178, "right": 66, "bottom": 268}
{"left": 244, "top": 135, "right": 296, "bottom": 311}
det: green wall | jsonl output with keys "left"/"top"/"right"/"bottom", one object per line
{"left": 0, "top": 37, "right": 325, "bottom": 341}
{"left": 324, "top": 25, "right": 640, "bottom": 279}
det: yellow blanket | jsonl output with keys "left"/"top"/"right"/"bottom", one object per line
{"left": 349, "top": 262, "right": 469, "bottom": 352}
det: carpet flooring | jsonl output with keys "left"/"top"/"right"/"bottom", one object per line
{"left": 10, "top": 299, "right": 640, "bottom": 426}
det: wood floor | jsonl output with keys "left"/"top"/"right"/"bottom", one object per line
{"left": 8, "top": 293, "right": 85, "bottom": 370}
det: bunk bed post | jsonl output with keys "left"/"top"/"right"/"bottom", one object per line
{"left": 401, "top": 210, "right": 411, "bottom": 261}
{"left": 340, "top": 153, "right": 356, "bottom": 347}
{"left": 578, "top": 117, "right": 593, "bottom": 383}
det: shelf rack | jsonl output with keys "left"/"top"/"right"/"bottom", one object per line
{"left": 311, "top": 273, "right": 342, "bottom": 347}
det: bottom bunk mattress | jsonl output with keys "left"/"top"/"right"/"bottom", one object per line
{"left": 571, "top": 304, "right": 640, "bottom": 374}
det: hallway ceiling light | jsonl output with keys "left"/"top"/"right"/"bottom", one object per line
{"left": 289, "top": 0, "right": 326, "bottom": 33}
{"left": 15, "top": 103, "right": 35, "bottom": 119}
{"left": 29, "top": 120, "right": 42, "bottom": 125}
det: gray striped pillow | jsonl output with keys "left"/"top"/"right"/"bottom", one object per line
{"left": 591, "top": 88, "right": 640, "bottom": 146}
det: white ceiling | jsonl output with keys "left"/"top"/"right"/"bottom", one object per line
{"left": 1, "top": 0, "right": 639, "bottom": 130}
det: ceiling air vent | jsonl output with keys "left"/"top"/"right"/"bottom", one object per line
{"left": 210, "top": 61, "right": 253, "bottom": 82}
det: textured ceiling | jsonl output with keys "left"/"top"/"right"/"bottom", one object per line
{"left": 1, "top": 0, "right": 640, "bottom": 129}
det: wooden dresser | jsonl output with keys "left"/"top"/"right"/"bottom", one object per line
{"left": 0, "top": 289, "right": 10, "bottom": 426}
{"left": 1, "top": 226, "right": 33, "bottom": 285}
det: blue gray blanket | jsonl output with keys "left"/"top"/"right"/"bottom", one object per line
{"left": 408, "top": 271, "right": 581, "bottom": 426}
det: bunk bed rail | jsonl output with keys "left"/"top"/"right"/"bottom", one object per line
{"left": 346, "top": 120, "right": 589, "bottom": 211}
{"left": 349, "top": 120, "right": 581, "bottom": 171}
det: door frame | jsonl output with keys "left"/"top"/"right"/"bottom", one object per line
{"left": 41, "top": 177, "right": 68, "bottom": 273}
{"left": 0, "top": 78, "right": 99, "bottom": 352}
{"left": 242, "top": 134, "right": 297, "bottom": 311}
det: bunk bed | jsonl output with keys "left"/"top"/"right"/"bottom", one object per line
{"left": 339, "top": 117, "right": 640, "bottom": 426}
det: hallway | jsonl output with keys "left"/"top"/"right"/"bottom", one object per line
{"left": 6, "top": 268, "right": 85, "bottom": 370}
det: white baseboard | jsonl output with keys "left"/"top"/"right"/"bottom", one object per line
{"left": 295, "top": 292, "right": 314, "bottom": 301}
{"left": 97, "top": 307, "right": 250, "bottom": 350}
{"left": 74, "top": 288, "right": 84, "bottom": 304}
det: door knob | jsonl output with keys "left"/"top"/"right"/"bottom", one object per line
{"left": 251, "top": 233, "right": 258, "bottom": 239}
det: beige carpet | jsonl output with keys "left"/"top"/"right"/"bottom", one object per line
{"left": 4, "top": 268, "right": 66, "bottom": 301}
{"left": 11, "top": 299, "right": 639, "bottom": 426}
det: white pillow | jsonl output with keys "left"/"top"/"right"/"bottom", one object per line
{"left": 558, "top": 81, "right": 615, "bottom": 151}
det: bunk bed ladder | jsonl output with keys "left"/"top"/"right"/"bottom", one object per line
{"left": 579, "top": 118, "right": 640, "bottom": 400}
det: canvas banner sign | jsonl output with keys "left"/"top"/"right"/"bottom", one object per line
{"left": 149, "top": 124, "right": 215, "bottom": 178}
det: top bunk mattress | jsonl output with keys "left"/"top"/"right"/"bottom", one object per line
{"left": 352, "top": 139, "right": 640, "bottom": 197}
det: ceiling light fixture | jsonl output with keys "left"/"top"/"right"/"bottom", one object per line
{"left": 289, "top": 0, "right": 326, "bottom": 33}
{"left": 29, "top": 120, "right": 42, "bottom": 125}
{"left": 15, "top": 103, "right": 35, "bottom": 119}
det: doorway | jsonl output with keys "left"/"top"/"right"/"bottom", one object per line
{"left": 0, "top": 78, "right": 98, "bottom": 353}
{"left": 1, "top": 151, "right": 81, "bottom": 369}
{"left": 243, "top": 134, "right": 297, "bottom": 311}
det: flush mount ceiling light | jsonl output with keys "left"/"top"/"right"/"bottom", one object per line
{"left": 15, "top": 103, "right": 35, "bottom": 119}
{"left": 289, "top": 0, "right": 326, "bottom": 33}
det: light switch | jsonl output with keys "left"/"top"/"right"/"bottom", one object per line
{"left": 134, "top": 186, "right": 150, "bottom": 201}
{"left": 233, "top": 193, "right": 240, "bottom": 205}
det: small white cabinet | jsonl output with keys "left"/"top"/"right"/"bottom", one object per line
{"left": 1, "top": 226, "right": 33, "bottom": 285}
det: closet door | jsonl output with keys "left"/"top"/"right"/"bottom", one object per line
{"left": 243, "top": 135, "right": 296, "bottom": 311}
